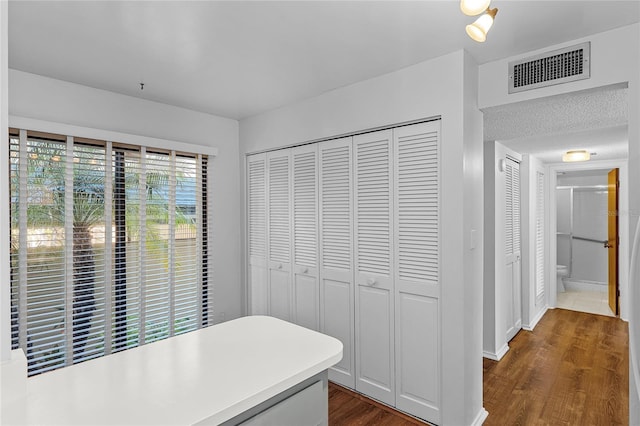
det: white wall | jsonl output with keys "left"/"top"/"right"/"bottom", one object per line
{"left": 0, "top": 0, "right": 10, "bottom": 364}
{"left": 480, "top": 24, "right": 640, "bottom": 423}
{"left": 240, "top": 50, "right": 485, "bottom": 426}
{"left": 7, "top": 70, "right": 243, "bottom": 325}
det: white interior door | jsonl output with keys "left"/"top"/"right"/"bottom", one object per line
{"left": 267, "top": 150, "right": 292, "bottom": 321}
{"left": 247, "top": 153, "right": 268, "bottom": 315}
{"left": 318, "top": 137, "right": 355, "bottom": 388}
{"left": 393, "top": 121, "right": 441, "bottom": 422}
{"left": 505, "top": 157, "right": 522, "bottom": 342}
{"left": 292, "top": 144, "right": 319, "bottom": 330}
{"left": 354, "top": 129, "right": 395, "bottom": 406}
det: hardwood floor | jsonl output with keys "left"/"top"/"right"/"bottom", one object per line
{"left": 484, "top": 308, "right": 628, "bottom": 426}
{"left": 328, "top": 382, "right": 427, "bottom": 425}
{"left": 329, "top": 308, "right": 628, "bottom": 426}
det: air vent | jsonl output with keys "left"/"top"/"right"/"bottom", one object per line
{"left": 508, "top": 42, "right": 590, "bottom": 94}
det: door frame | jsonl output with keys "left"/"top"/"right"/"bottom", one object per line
{"left": 547, "top": 159, "right": 629, "bottom": 320}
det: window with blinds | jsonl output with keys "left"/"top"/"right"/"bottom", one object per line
{"left": 535, "top": 171, "right": 545, "bottom": 298}
{"left": 9, "top": 129, "right": 210, "bottom": 376}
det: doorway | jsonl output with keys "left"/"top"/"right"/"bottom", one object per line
{"left": 555, "top": 168, "right": 617, "bottom": 317}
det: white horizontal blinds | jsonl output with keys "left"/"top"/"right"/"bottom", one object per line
{"left": 23, "top": 134, "right": 68, "bottom": 374}
{"left": 321, "top": 144, "right": 351, "bottom": 270}
{"left": 355, "top": 133, "right": 391, "bottom": 276}
{"left": 71, "top": 142, "right": 108, "bottom": 364}
{"left": 248, "top": 156, "right": 266, "bottom": 259}
{"left": 505, "top": 160, "right": 514, "bottom": 256}
{"left": 143, "top": 151, "right": 171, "bottom": 342}
{"left": 293, "top": 150, "right": 317, "bottom": 267}
{"left": 10, "top": 130, "right": 211, "bottom": 376}
{"left": 396, "top": 124, "right": 439, "bottom": 283}
{"left": 116, "top": 149, "right": 143, "bottom": 350}
{"left": 535, "top": 171, "right": 545, "bottom": 298}
{"left": 200, "top": 156, "right": 211, "bottom": 326}
{"left": 173, "top": 154, "right": 200, "bottom": 334}
{"left": 9, "top": 134, "right": 20, "bottom": 350}
{"left": 268, "top": 155, "right": 290, "bottom": 264}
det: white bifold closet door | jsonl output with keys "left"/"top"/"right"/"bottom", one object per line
{"left": 505, "top": 157, "right": 522, "bottom": 342}
{"left": 247, "top": 153, "right": 268, "bottom": 315}
{"left": 319, "top": 137, "right": 355, "bottom": 388}
{"left": 266, "top": 150, "right": 292, "bottom": 321}
{"left": 393, "top": 121, "right": 441, "bottom": 422}
{"left": 291, "top": 144, "right": 319, "bottom": 331}
{"left": 353, "top": 129, "right": 395, "bottom": 406}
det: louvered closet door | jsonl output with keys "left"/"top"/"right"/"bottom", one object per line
{"left": 353, "top": 129, "right": 395, "bottom": 406}
{"left": 505, "top": 157, "right": 522, "bottom": 342}
{"left": 318, "top": 137, "right": 355, "bottom": 388}
{"left": 393, "top": 121, "right": 441, "bottom": 423}
{"left": 292, "top": 144, "right": 319, "bottom": 331}
{"left": 247, "top": 154, "right": 268, "bottom": 315}
{"left": 266, "top": 150, "right": 292, "bottom": 321}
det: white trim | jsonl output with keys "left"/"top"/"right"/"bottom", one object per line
{"left": 522, "top": 305, "right": 548, "bottom": 331}
{"left": 482, "top": 343, "right": 509, "bottom": 361}
{"left": 9, "top": 115, "right": 218, "bottom": 157}
{"left": 471, "top": 408, "right": 489, "bottom": 426}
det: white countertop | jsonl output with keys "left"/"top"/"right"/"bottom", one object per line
{"left": 3, "top": 316, "right": 343, "bottom": 425}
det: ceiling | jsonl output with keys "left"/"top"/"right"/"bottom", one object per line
{"left": 484, "top": 85, "right": 629, "bottom": 164}
{"left": 8, "top": 1, "right": 640, "bottom": 120}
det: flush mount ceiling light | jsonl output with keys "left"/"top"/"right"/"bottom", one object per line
{"left": 562, "top": 150, "right": 591, "bottom": 162}
{"left": 460, "top": 0, "right": 491, "bottom": 16}
{"left": 465, "top": 7, "right": 498, "bottom": 43}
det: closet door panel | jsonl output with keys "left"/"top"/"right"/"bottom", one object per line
{"left": 247, "top": 153, "right": 268, "bottom": 315}
{"left": 322, "top": 278, "right": 352, "bottom": 380}
{"left": 319, "top": 137, "right": 355, "bottom": 388}
{"left": 393, "top": 121, "right": 441, "bottom": 423}
{"left": 354, "top": 129, "right": 395, "bottom": 406}
{"left": 292, "top": 145, "right": 319, "bottom": 330}
{"left": 267, "top": 150, "right": 292, "bottom": 321}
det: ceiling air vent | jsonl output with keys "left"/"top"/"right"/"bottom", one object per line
{"left": 508, "top": 42, "right": 590, "bottom": 94}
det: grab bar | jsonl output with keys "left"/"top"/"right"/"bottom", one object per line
{"left": 573, "top": 235, "right": 607, "bottom": 245}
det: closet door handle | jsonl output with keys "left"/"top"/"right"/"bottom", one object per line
{"left": 604, "top": 241, "right": 612, "bottom": 248}
{"left": 366, "top": 278, "right": 376, "bottom": 286}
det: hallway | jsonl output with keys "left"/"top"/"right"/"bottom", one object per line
{"left": 483, "top": 308, "right": 628, "bottom": 425}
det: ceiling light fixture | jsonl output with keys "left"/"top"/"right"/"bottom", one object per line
{"left": 562, "top": 150, "right": 591, "bottom": 162}
{"left": 465, "top": 7, "right": 498, "bottom": 43}
{"left": 460, "top": 0, "right": 491, "bottom": 16}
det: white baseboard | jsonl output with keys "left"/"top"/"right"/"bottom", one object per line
{"left": 522, "top": 305, "right": 548, "bottom": 331}
{"left": 471, "top": 407, "right": 489, "bottom": 425}
{"left": 563, "top": 279, "right": 607, "bottom": 293}
{"left": 483, "top": 343, "right": 509, "bottom": 361}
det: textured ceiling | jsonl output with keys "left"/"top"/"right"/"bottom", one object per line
{"left": 484, "top": 86, "right": 629, "bottom": 164}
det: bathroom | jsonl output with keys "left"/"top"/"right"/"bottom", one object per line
{"left": 556, "top": 168, "right": 614, "bottom": 316}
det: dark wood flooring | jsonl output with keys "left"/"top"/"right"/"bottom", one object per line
{"left": 329, "top": 308, "right": 629, "bottom": 426}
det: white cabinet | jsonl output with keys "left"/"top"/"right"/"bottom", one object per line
{"left": 267, "top": 150, "right": 292, "bottom": 321}
{"left": 393, "top": 121, "right": 441, "bottom": 422}
{"left": 353, "top": 129, "right": 395, "bottom": 406}
{"left": 247, "top": 120, "right": 442, "bottom": 424}
{"left": 292, "top": 145, "right": 320, "bottom": 331}
{"left": 247, "top": 153, "right": 268, "bottom": 315}
{"left": 318, "top": 137, "right": 355, "bottom": 388}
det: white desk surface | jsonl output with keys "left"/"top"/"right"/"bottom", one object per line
{"left": 4, "top": 316, "right": 343, "bottom": 425}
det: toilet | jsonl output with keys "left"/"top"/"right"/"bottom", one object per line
{"left": 557, "top": 265, "right": 568, "bottom": 292}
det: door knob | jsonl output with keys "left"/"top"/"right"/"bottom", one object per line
{"left": 302, "top": 267, "right": 308, "bottom": 274}
{"left": 278, "top": 263, "right": 283, "bottom": 269}
{"left": 604, "top": 241, "right": 611, "bottom": 248}
{"left": 366, "top": 278, "right": 376, "bottom": 286}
